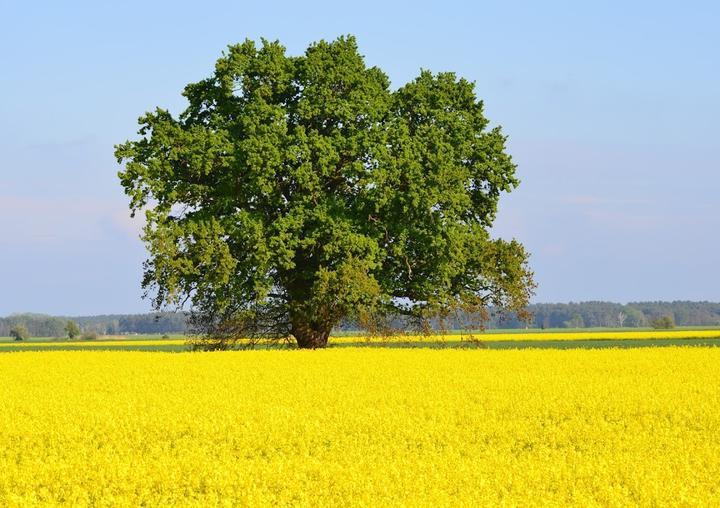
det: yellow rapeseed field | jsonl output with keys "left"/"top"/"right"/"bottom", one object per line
{"left": 333, "top": 329, "right": 720, "bottom": 343}
{"left": 1, "top": 347, "right": 720, "bottom": 506}
{"left": 1, "top": 328, "right": 719, "bottom": 348}
{"left": 0, "top": 339, "right": 188, "bottom": 347}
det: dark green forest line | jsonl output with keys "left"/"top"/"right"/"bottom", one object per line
{"left": 2, "top": 301, "right": 719, "bottom": 338}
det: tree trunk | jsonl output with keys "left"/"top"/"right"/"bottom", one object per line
{"left": 291, "top": 319, "right": 331, "bottom": 349}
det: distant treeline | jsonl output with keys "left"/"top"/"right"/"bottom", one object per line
{"left": 2, "top": 301, "right": 719, "bottom": 337}
{"left": 0, "top": 312, "right": 188, "bottom": 338}
{"left": 488, "top": 301, "right": 720, "bottom": 329}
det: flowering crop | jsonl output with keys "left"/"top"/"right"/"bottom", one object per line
{"left": 1, "top": 348, "right": 720, "bottom": 506}
{"left": 0, "top": 339, "right": 188, "bottom": 347}
{"left": 344, "top": 329, "right": 720, "bottom": 342}
{"left": 1, "top": 329, "right": 719, "bottom": 349}
{"left": 333, "top": 329, "right": 720, "bottom": 343}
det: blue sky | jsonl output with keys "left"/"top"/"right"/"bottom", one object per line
{"left": 1, "top": 0, "right": 718, "bottom": 315}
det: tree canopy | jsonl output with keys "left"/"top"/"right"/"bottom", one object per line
{"left": 115, "top": 36, "right": 534, "bottom": 348}
{"left": 9, "top": 325, "right": 29, "bottom": 341}
{"left": 65, "top": 321, "right": 81, "bottom": 339}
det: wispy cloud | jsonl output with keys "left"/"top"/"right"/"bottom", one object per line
{"left": 540, "top": 243, "right": 566, "bottom": 257}
{"left": 561, "top": 194, "right": 664, "bottom": 232}
{"left": 565, "top": 194, "right": 654, "bottom": 206}
{"left": 582, "top": 209, "right": 663, "bottom": 232}
{"left": 0, "top": 195, "right": 141, "bottom": 246}
{"left": 105, "top": 209, "right": 145, "bottom": 240}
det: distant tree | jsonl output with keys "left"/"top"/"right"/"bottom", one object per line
{"left": 563, "top": 314, "right": 585, "bottom": 328}
{"left": 116, "top": 36, "right": 535, "bottom": 349}
{"left": 650, "top": 315, "right": 675, "bottom": 329}
{"left": 616, "top": 311, "right": 627, "bottom": 327}
{"left": 81, "top": 329, "right": 99, "bottom": 340}
{"left": 9, "top": 325, "right": 29, "bottom": 341}
{"left": 622, "top": 306, "right": 646, "bottom": 327}
{"left": 106, "top": 319, "right": 120, "bottom": 335}
{"left": 65, "top": 321, "right": 81, "bottom": 339}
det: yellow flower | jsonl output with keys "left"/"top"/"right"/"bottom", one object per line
{"left": 0, "top": 347, "right": 719, "bottom": 506}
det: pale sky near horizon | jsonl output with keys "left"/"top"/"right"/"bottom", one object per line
{"left": 1, "top": 0, "right": 718, "bottom": 315}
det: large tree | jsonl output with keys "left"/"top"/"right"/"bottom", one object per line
{"left": 116, "top": 36, "right": 534, "bottom": 349}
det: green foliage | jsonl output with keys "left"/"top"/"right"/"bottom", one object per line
{"left": 81, "top": 330, "right": 99, "bottom": 340}
{"left": 9, "top": 325, "right": 29, "bottom": 341}
{"left": 0, "top": 315, "right": 64, "bottom": 338}
{"left": 622, "top": 306, "right": 647, "bottom": 327}
{"left": 0, "top": 313, "right": 186, "bottom": 337}
{"left": 650, "top": 315, "right": 675, "bottom": 329}
{"left": 563, "top": 314, "right": 585, "bottom": 328}
{"left": 116, "top": 36, "right": 534, "bottom": 348}
{"left": 65, "top": 321, "right": 81, "bottom": 339}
